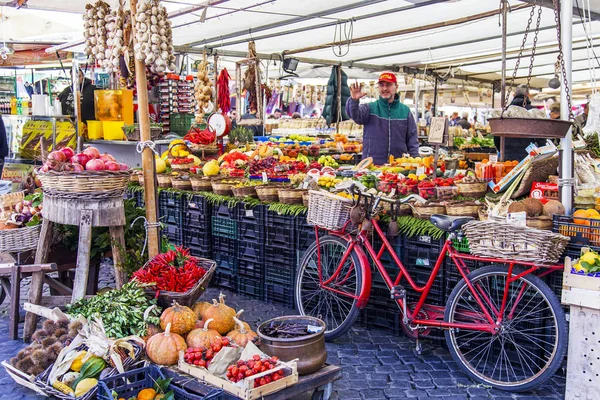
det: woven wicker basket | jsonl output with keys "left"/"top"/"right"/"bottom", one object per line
{"left": 411, "top": 204, "right": 446, "bottom": 219}
{"left": 143, "top": 258, "right": 216, "bottom": 307}
{"left": 190, "top": 175, "right": 213, "bottom": 192}
{"left": 37, "top": 169, "right": 131, "bottom": 196}
{"left": 256, "top": 185, "right": 284, "bottom": 202}
{"left": 307, "top": 190, "right": 353, "bottom": 230}
{"left": 232, "top": 185, "right": 258, "bottom": 198}
{"left": 526, "top": 216, "right": 553, "bottom": 231}
{"left": 35, "top": 342, "right": 143, "bottom": 400}
{"left": 456, "top": 181, "right": 488, "bottom": 199}
{"left": 278, "top": 188, "right": 307, "bottom": 204}
{"left": 462, "top": 220, "right": 570, "bottom": 264}
{"left": 171, "top": 162, "right": 194, "bottom": 172}
{"left": 157, "top": 174, "right": 172, "bottom": 188}
{"left": 211, "top": 178, "right": 244, "bottom": 196}
{"left": 129, "top": 174, "right": 140, "bottom": 184}
{"left": 302, "top": 191, "right": 310, "bottom": 207}
{"left": 0, "top": 224, "right": 41, "bottom": 253}
{"left": 171, "top": 177, "right": 192, "bottom": 191}
{"left": 445, "top": 201, "right": 481, "bottom": 218}
{"left": 0, "top": 191, "right": 24, "bottom": 214}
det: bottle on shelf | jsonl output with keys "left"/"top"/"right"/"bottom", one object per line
{"left": 27, "top": 98, "right": 32, "bottom": 115}
{"left": 21, "top": 98, "right": 29, "bottom": 116}
{"left": 10, "top": 97, "right": 17, "bottom": 115}
{"left": 16, "top": 98, "right": 22, "bottom": 115}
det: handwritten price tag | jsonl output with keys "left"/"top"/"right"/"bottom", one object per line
{"left": 262, "top": 172, "right": 268, "bottom": 183}
{"left": 428, "top": 117, "right": 447, "bottom": 144}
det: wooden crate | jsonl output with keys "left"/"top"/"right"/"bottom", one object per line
{"left": 177, "top": 354, "right": 298, "bottom": 400}
{"left": 562, "top": 253, "right": 600, "bottom": 310}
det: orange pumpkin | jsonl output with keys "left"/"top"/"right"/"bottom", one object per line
{"left": 143, "top": 323, "right": 163, "bottom": 342}
{"left": 146, "top": 323, "right": 187, "bottom": 365}
{"left": 192, "top": 301, "right": 211, "bottom": 320}
{"left": 160, "top": 301, "right": 196, "bottom": 335}
{"left": 227, "top": 317, "right": 257, "bottom": 347}
{"left": 234, "top": 309, "right": 252, "bottom": 332}
{"left": 186, "top": 318, "right": 222, "bottom": 349}
{"left": 203, "top": 293, "right": 236, "bottom": 335}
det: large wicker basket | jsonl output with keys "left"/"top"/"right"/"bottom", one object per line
{"left": 157, "top": 174, "right": 172, "bottom": 188}
{"left": 211, "top": 178, "right": 245, "bottom": 196}
{"left": 171, "top": 177, "right": 192, "bottom": 191}
{"left": 232, "top": 185, "right": 258, "bottom": 198}
{"left": 411, "top": 203, "right": 446, "bottom": 219}
{"left": 143, "top": 258, "right": 216, "bottom": 307}
{"left": 278, "top": 188, "right": 307, "bottom": 204}
{"left": 190, "top": 175, "right": 213, "bottom": 192}
{"left": 462, "top": 220, "right": 570, "bottom": 264}
{"left": 37, "top": 170, "right": 131, "bottom": 197}
{"left": 456, "top": 181, "right": 488, "bottom": 199}
{"left": 307, "top": 190, "right": 353, "bottom": 230}
{"left": 0, "top": 224, "right": 41, "bottom": 253}
{"left": 256, "top": 185, "right": 284, "bottom": 202}
{"left": 445, "top": 201, "right": 481, "bottom": 218}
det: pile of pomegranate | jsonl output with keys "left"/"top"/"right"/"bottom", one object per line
{"left": 40, "top": 146, "right": 129, "bottom": 172}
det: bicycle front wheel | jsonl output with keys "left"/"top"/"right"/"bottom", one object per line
{"left": 444, "top": 265, "right": 567, "bottom": 392}
{"left": 296, "top": 235, "right": 363, "bottom": 341}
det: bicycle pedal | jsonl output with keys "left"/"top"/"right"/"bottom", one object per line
{"left": 390, "top": 285, "right": 406, "bottom": 300}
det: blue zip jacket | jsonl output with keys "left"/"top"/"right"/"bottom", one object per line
{"left": 345, "top": 94, "right": 419, "bottom": 165}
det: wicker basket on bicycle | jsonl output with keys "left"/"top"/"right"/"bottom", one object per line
{"left": 307, "top": 190, "right": 353, "bottom": 230}
{"left": 462, "top": 220, "right": 570, "bottom": 264}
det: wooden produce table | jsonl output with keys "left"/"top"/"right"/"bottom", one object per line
{"left": 23, "top": 194, "right": 126, "bottom": 341}
{"left": 162, "top": 364, "right": 342, "bottom": 400}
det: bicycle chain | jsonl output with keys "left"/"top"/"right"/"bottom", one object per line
{"left": 552, "top": 0, "right": 575, "bottom": 121}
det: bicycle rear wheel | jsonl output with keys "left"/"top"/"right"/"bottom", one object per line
{"left": 296, "top": 235, "right": 363, "bottom": 341}
{"left": 444, "top": 265, "right": 567, "bottom": 392}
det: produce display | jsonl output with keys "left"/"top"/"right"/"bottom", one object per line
{"left": 133, "top": 246, "right": 208, "bottom": 293}
{"left": 226, "top": 355, "right": 283, "bottom": 386}
{"left": 0, "top": 192, "right": 43, "bottom": 229}
{"left": 571, "top": 248, "right": 600, "bottom": 276}
{"left": 184, "top": 337, "right": 233, "bottom": 368}
{"left": 40, "top": 146, "right": 129, "bottom": 172}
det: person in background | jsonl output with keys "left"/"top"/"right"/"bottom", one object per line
{"left": 291, "top": 112, "right": 302, "bottom": 119}
{"left": 273, "top": 108, "right": 282, "bottom": 119}
{"left": 24, "top": 82, "right": 34, "bottom": 98}
{"left": 0, "top": 117, "right": 7, "bottom": 176}
{"left": 58, "top": 69, "right": 96, "bottom": 124}
{"left": 457, "top": 112, "right": 471, "bottom": 129}
{"left": 310, "top": 109, "right": 319, "bottom": 118}
{"left": 549, "top": 102, "right": 561, "bottom": 120}
{"left": 495, "top": 84, "right": 541, "bottom": 160}
{"left": 240, "top": 108, "right": 264, "bottom": 136}
{"left": 449, "top": 111, "right": 460, "bottom": 126}
{"left": 424, "top": 102, "right": 433, "bottom": 126}
{"left": 575, "top": 102, "right": 589, "bottom": 129}
{"left": 346, "top": 72, "right": 419, "bottom": 165}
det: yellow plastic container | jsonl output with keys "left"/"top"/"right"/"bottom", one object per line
{"left": 94, "top": 89, "right": 134, "bottom": 124}
{"left": 87, "top": 120, "right": 104, "bottom": 140}
{"left": 102, "top": 121, "right": 125, "bottom": 140}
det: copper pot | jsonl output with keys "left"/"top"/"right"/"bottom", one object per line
{"left": 257, "top": 316, "right": 327, "bottom": 375}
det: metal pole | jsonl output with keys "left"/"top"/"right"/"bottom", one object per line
{"left": 414, "top": 79, "right": 420, "bottom": 124}
{"left": 71, "top": 60, "right": 80, "bottom": 140}
{"left": 432, "top": 77, "right": 438, "bottom": 116}
{"left": 560, "top": 0, "right": 574, "bottom": 214}
{"left": 499, "top": 0, "right": 508, "bottom": 162}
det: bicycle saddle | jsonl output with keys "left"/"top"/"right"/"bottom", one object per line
{"left": 429, "top": 214, "right": 474, "bottom": 232}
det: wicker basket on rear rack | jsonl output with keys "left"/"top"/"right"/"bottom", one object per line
{"left": 462, "top": 220, "right": 570, "bottom": 264}
{"left": 307, "top": 190, "right": 353, "bottom": 230}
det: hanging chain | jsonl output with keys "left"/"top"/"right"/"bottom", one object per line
{"left": 553, "top": 0, "right": 574, "bottom": 120}
{"left": 525, "top": 5, "right": 543, "bottom": 96}
{"left": 504, "top": 1, "right": 537, "bottom": 108}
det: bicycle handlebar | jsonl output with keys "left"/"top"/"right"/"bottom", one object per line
{"left": 336, "top": 181, "right": 427, "bottom": 207}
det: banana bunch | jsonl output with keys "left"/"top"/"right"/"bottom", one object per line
{"left": 318, "top": 155, "right": 339, "bottom": 168}
{"left": 296, "top": 153, "right": 310, "bottom": 164}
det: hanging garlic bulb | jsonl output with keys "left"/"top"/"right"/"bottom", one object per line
{"left": 82, "top": 1, "right": 111, "bottom": 64}
{"left": 134, "top": 0, "right": 175, "bottom": 74}
{"left": 194, "top": 59, "right": 213, "bottom": 123}
{"left": 105, "top": 7, "right": 128, "bottom": 74}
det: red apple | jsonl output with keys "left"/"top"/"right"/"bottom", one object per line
{"left": 47, "top": 151, "right": 67, "bottom": 163}
{"left": 100, "top": 152, "right": 116, "bottom": 163}
{"left": 59, "top": 147, "right": 75, "bottom": 160}
{"left": 71, "top": 153, "right": 91, "bottom": 167}
{"left": 85, "top": 159, "right": 106, "bottom": 171}
{"left": 83, "top": 147, "right": 101, "bottom": 159}
{"left": 105, "top": 161, "right": 121, "bottom": 171}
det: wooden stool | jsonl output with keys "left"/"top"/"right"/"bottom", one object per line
{"left": 23, "top": 195, "right": 127, "bottom": 342}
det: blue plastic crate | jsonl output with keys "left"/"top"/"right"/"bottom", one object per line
{"left": 98, "top": 366, "right": 223, "bottom": 400}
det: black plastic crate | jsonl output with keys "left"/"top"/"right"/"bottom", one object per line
{"left": 212, "top": 202, "right": 238, "bottom": 219}
{"left": 162, "top": 225, "right": 182, "bottom": 246}
{"left": 159, "top": 190, "right": 184, "bottom": 209}
{"left": 212, "top": 271, "right": 237, "bottom": 291}
{"left": 265, "top": 261, "right": 295, "bottom": 287}
{"left": 265, "top": 211, "right": 296, "bottom": 245}
{"left": 362, "top": 307, "right": 401, "bottom": 335}
{"left": 238, "top": 220, "right": 266, "bottom": 242}
{"left": 213, "top": 252, "right": 237, "bottom": 274}
{"left": 367, "top": 287, "right": 397, "bottom": 308}
{"left": 296, "top": 216, "right": 316, "bottom": 253}
{"left": 187, "top": 242, "right": 212, "bottom": 259}
{"left": 237, "top": 259, "right": 264, "bottom": 280}
{"left": 444, "top": 256, "right": 493, "bottom": 301}
{"left": 237, "top": 203, "right": 266, "bottom": 224}
{"left": 238, "top": 240, "right": 264, "bottom": 264}
{"left": 212, "top": 235, "right": 237, "bottom": 254}
{"left": 264, "top": 281, "right": 295, "bottom": 308}
{"left": 404, "top": 234, "right": 445, "bottom": 250}
{"left": 237, "top": 276, "right": 264, "bottom": 300}
{"left": 370, "top": 235, "right": 403, "bottom": 289}
{"left": 184, "top": 195, "right": 211, "bottom": 228}
{"left": 183, "top": 227, "right": 211, "bottom": 250}
{"left": 401, "top": 240, "right": 446, "bottom": 306}
{"left": 265, "top": 244, "right": 296, "bottom": 267}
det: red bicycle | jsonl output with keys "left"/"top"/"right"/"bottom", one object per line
{"left": 296, "top": 185, "right": 568, "bottom": 392}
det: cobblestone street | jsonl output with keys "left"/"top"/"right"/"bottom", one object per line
{"left": 0, "top": 278, "right": 566, "bottom": 399}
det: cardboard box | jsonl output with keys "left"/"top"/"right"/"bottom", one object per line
{"left": 530, "top": 182, "right": 559, "bottom": 204}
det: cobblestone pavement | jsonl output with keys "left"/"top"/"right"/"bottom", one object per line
{"left": 0, "top": 273, "right": 566, "bottom": 399}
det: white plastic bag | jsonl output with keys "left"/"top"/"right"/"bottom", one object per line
{"left": 583, "top": 93, "right": 600, "bottom": 136}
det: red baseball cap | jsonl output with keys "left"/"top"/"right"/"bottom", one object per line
{"left": 378, "top": 72, "right": 397, "bottom": 84}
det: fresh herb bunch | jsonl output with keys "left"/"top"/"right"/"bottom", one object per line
{"left": 268, "top": 202, "right": 307, "bottom": 216}
{"left": 66, "top": 280, "right": 161, "bottom": 338}
{"left": 585, "top": 133, "right": 600, "bottom": 158}
{"left": 395, "top": 216, "right": 445, "bottom": 239}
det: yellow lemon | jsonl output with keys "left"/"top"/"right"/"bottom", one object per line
{"left": 573, "top": 262, "right": 589, "bottom": 273}
{"left": 190, "top": 155, "right": 201, "bottom": 166}
{"left": 418, "top": 174, "right": 428, "bottom": 181}
{"left": 407, "top": 174, "right": 418, "bottom": 181}
{"left": 587, "top": 209, "right": 600, "bottom": 217}
{"left": 155, "top": 157, "right": 167, "bottom": 174}
{"left": 580, "top": 252, "right": 598, "bottom": 265}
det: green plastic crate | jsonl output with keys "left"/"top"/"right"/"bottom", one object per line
{"left": 170, "top": 113, "right": 194, "bottom": 135}
{"left": 212, "top": 216, "right": 237, "bottom": 239}
{"left": 452, "top": 236, "right": 470, "bottom": 253}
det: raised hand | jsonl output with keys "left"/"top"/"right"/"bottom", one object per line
{"left": 350, "top": 81, "right": 366, "bottom": 100}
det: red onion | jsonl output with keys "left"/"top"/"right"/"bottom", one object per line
{"left": 85, "top": 159, "right": 106, "bottom": 171}
{"left": 119, "top": 163, "right": 129, "bottom": 171}
{"left": 105, "top": 161, "right": 121, "bottom": 171}
{"left": 72, "top": 163, "right": 84, "bottom": 172}
{"left": 60, "top": 147, "right": 75, "bottom": 160}
{"left": 83, "top": 147, "right": 101, "bottom": 159}
{"left": 100, "top": 152, "right": 117, "bottom": 163}
{"left": 71, "top": 153, "right": 91, "bottom": 167}
{"left": 47, "top": 151, "right": 67, "bottom": 163}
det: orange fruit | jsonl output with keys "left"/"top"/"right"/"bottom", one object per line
{"left": 574, "top": 209, "right": 591, "bottom": 225}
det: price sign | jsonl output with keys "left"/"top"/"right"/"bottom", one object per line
{"left": 489, "top": 154, "right": 498, "bottom": 163}
{"left": 416, "top": 166, "right": 426, "bottom": 176}
{"left": 262, "top": 172, "right": 268, "bottom": 183}
{"left": 428, "top": 117, "right": 447, "bottom": 145}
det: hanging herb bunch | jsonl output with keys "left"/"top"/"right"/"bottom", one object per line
{"left": 244, "top": 41, "right": 258, "bottom": 111}
{"left": 134, "top": 0, "right": 176, "bottom": 74}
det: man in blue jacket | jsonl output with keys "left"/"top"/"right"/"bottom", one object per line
{"left": 345, "top": 72, "right": 419, "bottom": 165}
